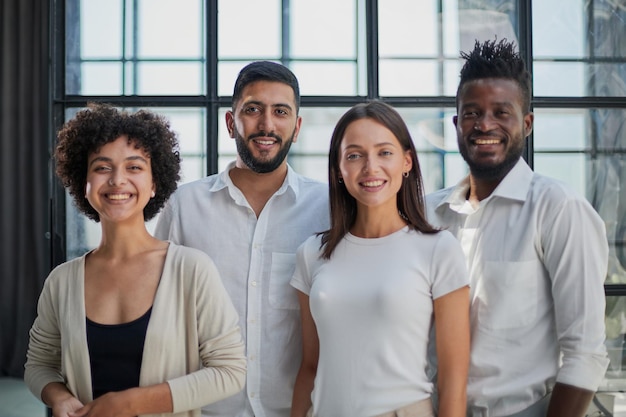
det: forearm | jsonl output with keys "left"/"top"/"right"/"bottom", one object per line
{"left": 41, "top": 382, "right": 75, "bottom": 408}
{"left": 437, "top": 376, "right": 467, "bottom": 417}
{"left": 290, "top": 367, "right": 315, "bottom": 417}
{"left": 546, "top": 382, "right": 594, "bottom": 417}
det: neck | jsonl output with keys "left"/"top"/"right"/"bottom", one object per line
{"left": 351, "top": 205, "right": 407, "bottom": 238}
{"left": 97, "top": 220, "right": 161, "bottom": 259}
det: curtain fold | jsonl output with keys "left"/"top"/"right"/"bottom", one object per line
{"left": 0, "top": 0, "right": 50, "bottom": 377}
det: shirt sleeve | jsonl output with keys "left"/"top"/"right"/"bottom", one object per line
{"left": 542, "top": 196, "right": 609, "bottom": 391}
{"left": 430, "top": 230, "right": 470, "bottom": 300}
{"left": 290, "top": 236, "right": 318, "bottom": 296}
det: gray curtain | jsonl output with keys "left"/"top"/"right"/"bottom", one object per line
{"left": 0, "top": 0, "right": 50, "bottom": 377}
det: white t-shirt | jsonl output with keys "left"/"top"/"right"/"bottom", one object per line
{"left": 290, "top": 227, "right": 468, "bottom": 417}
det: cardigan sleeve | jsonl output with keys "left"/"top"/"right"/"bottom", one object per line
{"left": 24, "top": 272, "right": 67, "bottom": 400}
{"left": 165, "top": 246, "right": 246, "bottom": 412}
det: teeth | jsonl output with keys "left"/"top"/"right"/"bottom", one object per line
{"left": 475, "top": 139, "right": 500, "bottom": 145}
{"left": 256, "top": 140, "right": 275, "bottom": 145}
{"left": 108, "top": 193, "right": 131, "bottom": 200}
{"left": 362, "top": 180, "right": 384, "bottom": 187}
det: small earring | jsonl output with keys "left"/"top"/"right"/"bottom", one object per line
{"left": 151, "top": 191, "right": 156, "bottom": 198}
{"left": 402, "top": 171, "right": 409, "bottom": 178}
{"left": 338, "top": 177, "right": 343, "bottom": 184}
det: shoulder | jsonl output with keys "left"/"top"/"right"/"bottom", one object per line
{"left": 46, "top": 255, "right": 84, "bottom": 286}
{"left": 170, "top": 174, "right": 221, "bottom": 199}
{"left": 297, "top": 234, "right": 324, "bottom": 257}
{"left": 166, "top": 243, "right": 218, "bottom": 271}
{"left": 529, "top": 173, "right": 599, "bottom": 216}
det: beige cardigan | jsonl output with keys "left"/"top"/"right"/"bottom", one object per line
{"left": 25, "top": 243, "right": 246, "bottom": 416}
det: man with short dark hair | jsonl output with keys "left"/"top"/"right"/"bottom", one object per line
{"left": 426, "top": 39, "right": 609, "bottom": 417}
{"left": 156, "top": 61, "right": 329, "bottom": 417}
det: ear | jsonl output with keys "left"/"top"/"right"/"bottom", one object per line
{"left": 291, "top": 115, "right": 303, "bottom": 144}
{"left": 225, "top": 110, "right": 235, "bottom": 138}
{"left": 404, "top": 150, "right": 413, "bottom": 173}
{"left": 151, "top": 183, "right": 156, "bottom": 198}
{"left": 523, "top": 112, "right": 534, "bottom": 138}
{"left": 452, "top": 115, "right": 459, "bottom": 127}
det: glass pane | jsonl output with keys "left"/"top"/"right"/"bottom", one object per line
{"left": 217, "top": 0, "right": 281, "bottom": 59}
{"left": 291, "top": 0, "right": 356, "bottom": 58}
{"left": 79, "top": 63, "right": 123, "bottom": 95}
{"left": 379, "top": 60, "right": 441, "bottom": 96}
{"left": 379, "top": 0, "right": 519, "bottom": 96}
{"left": 80, "top": 0, "right": 123, "bottom": 59}
{"left": 533, "top": 0, "right": 626, "bottom": 97}
{"left": 292, "top": 62, "right": 358, "bottom": 96}
{"left": 533, "top": 109, "right": 587, "bottom": 150}
{"left": 533, "top": 62, "right": 586, "bottom": 97}
{"left": 135, "top": 62, "right": 204, "bottom": 95}
{"left": 601, "top": 296, "right": 626, "bottom": 389}
{"left": 136, "top": 0, "right": 203, "bottom": 58}
{"left": 378, "top": 0, "right": 438, "bottom": 56}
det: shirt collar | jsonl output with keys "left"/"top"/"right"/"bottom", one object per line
{"left": 437, "top": 158, "right": 533, "bottom": 209}
{"left": 211, "top": 161, "right": 300, "bottom": 198}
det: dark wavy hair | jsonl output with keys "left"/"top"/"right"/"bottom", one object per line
{"left": 232, "top": 61, "right": 300, "bottom": 113}
{"left": 320, "top": 100, "right": 438, "bottom": 259}
{"left": 55, "top": 103, "right": 181, "bottom": 222}
{"left": 456, "top": 38, "right": 532, "bottom": 112}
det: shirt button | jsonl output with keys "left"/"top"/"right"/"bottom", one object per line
{"left": 251, "top": 281, "right": 257, "bottom": 287}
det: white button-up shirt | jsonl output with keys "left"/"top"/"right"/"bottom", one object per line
{"left": 155, "top": 162, "right": 329, "bottom": 417}
{"left": 426, "top": 159, "right": 609, "bottom": 417}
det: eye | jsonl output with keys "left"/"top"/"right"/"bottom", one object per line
{"left": 380, "top": 150, "right": 393, "bottom": 156}
{"left": 93, "top": 165, "right": 111, "bottom": 172}
{"left": 346, "top": 153, "right": 361, "bottom": 161}
{"left": 462, "top": 111, "right": 478, "bottom": 118}
{"left": 244, "top": 106, "right": 260, "bottom": 114}
{"left": 275, "top": 108, "right": 289, "bottom": 116}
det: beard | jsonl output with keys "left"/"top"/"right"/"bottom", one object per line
{"left": 458, "top": 132, "right": 525, "bottom": 181}
{"left": 234, "top": 127, "right": 296, "bottom": 174}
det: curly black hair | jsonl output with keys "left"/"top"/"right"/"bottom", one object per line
{"left": 456, "top": 38, "right": 532, "bottom": 112}
{"left": 55, "top": 103, "right": 181, "bottom": 222}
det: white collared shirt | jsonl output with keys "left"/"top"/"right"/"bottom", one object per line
{"left": 155, "top": 162, "right": 329, "bottom": 417}
{"left": 426, "top": 158, "right": 609, "bottom": 417}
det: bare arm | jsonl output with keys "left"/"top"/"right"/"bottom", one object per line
{"left": 434, "top": 286, "right": 470, "bottom": 417}
{"left": 290, "top": 290, "right": 319, "bottom": 417}
{"left": 545, "top": 382, "right": 594, "bottom": 417}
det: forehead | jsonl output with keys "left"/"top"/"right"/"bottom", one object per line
{"left": 458, "top": 78, "right": 524, "bottom": 108}
{"left": 89, "top": 136, "right": 147, "bottom": 158}
{"left": 237, "top": 80, "right": 296, "bottom": 108}
{"left": 341, "top": 118, "right": 399, "bottom": 147}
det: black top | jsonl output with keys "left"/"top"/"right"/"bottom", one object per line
{"left": 86, "top": 307, "right": 152, "bottom": 399}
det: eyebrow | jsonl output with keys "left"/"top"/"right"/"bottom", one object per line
{"left": 88, "top": 155, "right": 149, "bottom": 167}
{"left": 243, "top": 100, "right": 294, "bottom": 112}
{"left": 343, "top": 142, "right": 399, "bottom": 150}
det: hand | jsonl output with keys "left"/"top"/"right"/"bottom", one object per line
{"left": 50, "top": 396, "right": 84, "bottom": 417}
{"left": 69, "top": 391, "right": 135, "bottom": 417}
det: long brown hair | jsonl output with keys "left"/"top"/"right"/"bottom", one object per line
{"left": 320, "top": 100, "right": 438, "bottom": 259}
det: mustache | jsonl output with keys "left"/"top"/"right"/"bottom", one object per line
{"left": 248, "top": 131, "right": 282, "bottom": 142}
{"left": 469, "top": 131, "right": 502, "bottom": 141}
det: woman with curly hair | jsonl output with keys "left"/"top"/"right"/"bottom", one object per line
{"left": 24, "top": 103, "right": 246, "bottom": 417}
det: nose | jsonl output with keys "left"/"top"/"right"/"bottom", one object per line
{"left": 258, "top": 110, "right": 275, "bottom": 133}
{"left": 474, "top": 113, "right": 497, "bottom": 132}
{"left": 108, "top": 169, "right": 127, "bottom": 187}
{"left": 363, "top": 156, "right": 378, "bottom": 173}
